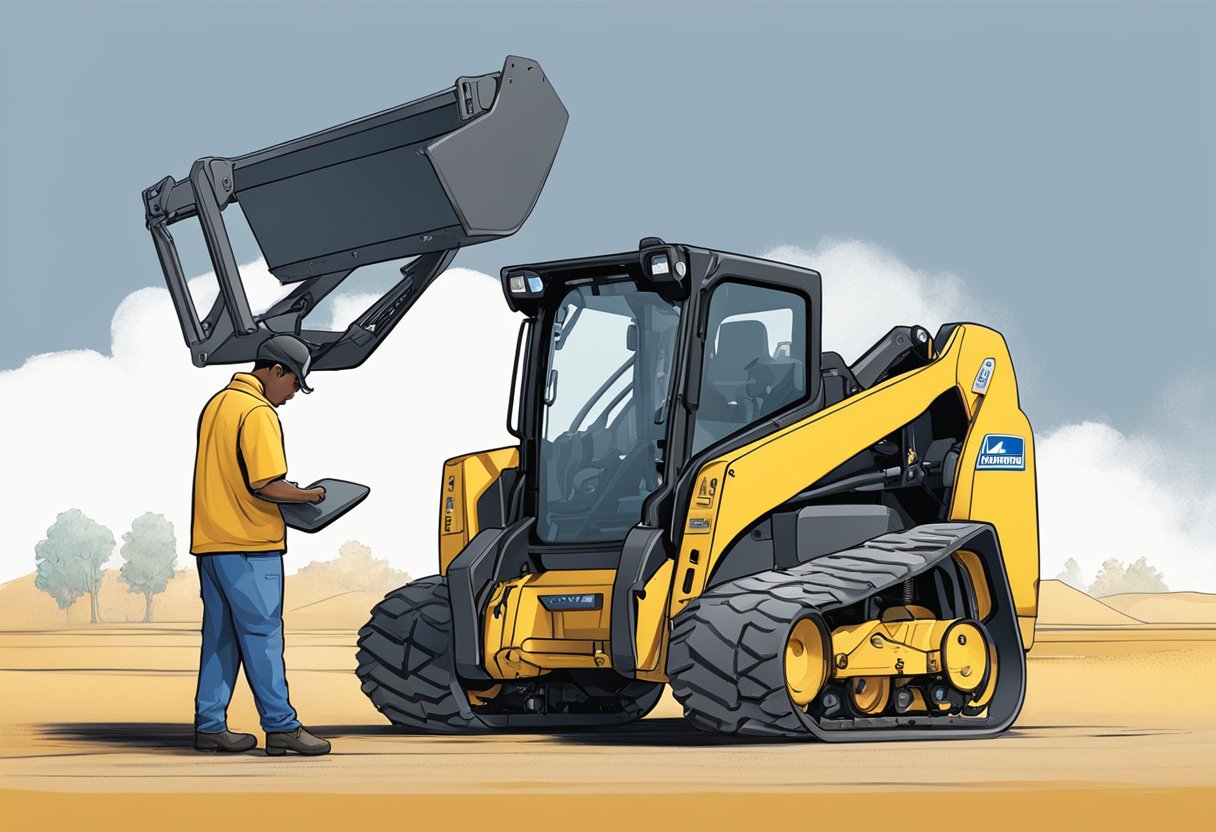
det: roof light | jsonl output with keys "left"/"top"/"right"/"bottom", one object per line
{"left": 506, "top": 270, "right": 545, "bottom": 298}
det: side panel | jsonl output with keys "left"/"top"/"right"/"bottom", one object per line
{"left": 668, "top": 325, "right": 1038, "bottom": 646}
{"left": 438, "top": 447, "right": 519, "bottom": 574}
{"left": 945, "top": 327, "right": 1040, "bottom": 647}
{"left": 483, "top": 569, "right": 616, "bottom": 680}
{"left": 634, "top": 560, "right": 676, "bottom": 681}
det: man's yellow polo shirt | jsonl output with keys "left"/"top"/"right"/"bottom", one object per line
{"left": 191, "top": 373, "right": 289, "bottom": 554}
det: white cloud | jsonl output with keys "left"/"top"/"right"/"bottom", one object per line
{"left": 1037, "top": 421, "right": 1216, "bottom": 591}
{"left": 0, "top": 260, "right": 519, "bottom": 586}
{"left": 770, "top": 240, "right": 1214, "bottom": 591}
{"left": 2, "top": 241, "right": 1211, "bottom": 594}
{"left": 764, "top": 239, "right": 983, "bottom": 361}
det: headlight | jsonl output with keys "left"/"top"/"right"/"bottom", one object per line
{"left": 506, "top": 270, "right": 545, "bottom": 295}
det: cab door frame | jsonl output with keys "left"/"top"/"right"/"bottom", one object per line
{"left": 660, "top": 252, "right": 824, "bottom": 544}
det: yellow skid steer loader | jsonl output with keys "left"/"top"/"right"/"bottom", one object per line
{"left": 145, "top": 56, "right": 1037, "bottom": 740}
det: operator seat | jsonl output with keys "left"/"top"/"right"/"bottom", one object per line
{"left": 712, "top": 320, "right": 770, "bottom": 376}
{"left": 701, "top": 320, "right": 772, "bottom": 424}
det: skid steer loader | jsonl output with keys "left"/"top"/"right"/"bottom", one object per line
{"left": 144, "top": 56, "right": 1038, "bottom": 741}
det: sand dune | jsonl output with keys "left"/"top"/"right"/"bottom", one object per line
{"left": 0, "top": 543, "right": 409, "bottom": 630}
{"left": 1036, "top": 579, "right": 1141, "bottom": 626}
{"left": 0, "top": 567, "right": 393, "bottom": 630}
{"left": 1104, "top": 591, "right": 1216, "bottom": 624}
{"left": 0, "top": 569, "right": 202, "bottom": 627}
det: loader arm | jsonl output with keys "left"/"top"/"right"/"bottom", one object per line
{"left": 142, "top": 56, "right": 566, "bottom": 370}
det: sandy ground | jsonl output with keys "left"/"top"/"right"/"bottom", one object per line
{"left": 2, "top": 624, "right": 1214, "bottom": 829}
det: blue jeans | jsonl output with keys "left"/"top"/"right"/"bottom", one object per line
{"left": 194, "top": 552, "right": 301, "bottom": 733}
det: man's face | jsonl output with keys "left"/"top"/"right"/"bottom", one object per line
{"left": 264, "top": 365, "right": 302, "bottom": 407}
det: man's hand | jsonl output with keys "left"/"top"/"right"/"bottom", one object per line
{"left": 251, "top": 477, "right": 325, "bottom": 504}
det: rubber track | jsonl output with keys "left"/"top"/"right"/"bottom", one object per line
{"left": 667, "top": 523, "right": 1027, "bottom": 741}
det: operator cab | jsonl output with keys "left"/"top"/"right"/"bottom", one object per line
{"left": 501, "top": 239, "right": 823, "bottom": 556}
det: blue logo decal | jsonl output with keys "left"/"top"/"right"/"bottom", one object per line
{"left": 972, "top": 357, "right": 995, "bottom": 394}
{"left": 975, "top": 434, "right": 1025, "bottom": 471}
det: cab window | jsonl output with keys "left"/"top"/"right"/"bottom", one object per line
{"left": 537, "top": 283, "right": 682, "bottom": 542}
{"left": 691, "top": 282, "right": 808, "bottom": 455}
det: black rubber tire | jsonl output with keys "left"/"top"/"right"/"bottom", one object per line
{"left": 356, "top": 575, "right": 488, "bottom": 733}
{"left": 668, "top": 570, "right": 823, "bottom": 738}
{"left": 357, "top": 575, "right": 665, "bottom": 732}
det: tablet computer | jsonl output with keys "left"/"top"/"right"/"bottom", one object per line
{"left": 276, "top": 478, "right": 371, "bottom": 533}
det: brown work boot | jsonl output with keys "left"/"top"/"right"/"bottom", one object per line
{"left": 265, "top": 726, "right": 331, "bottom": 756}
{"left": 194, "top": 729, "right": 257, "bottom": 752}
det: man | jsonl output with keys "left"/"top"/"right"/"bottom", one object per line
{"left": 190, "top": 334, "right": 331, "bottom": 756}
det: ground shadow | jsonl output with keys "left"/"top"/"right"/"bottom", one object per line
{"left": 310, "top": 723, "right": 412, "bottom": 737}
{"left": 309, "top": 717, "right": 787, "bottom": 747}
{"left": 43, "top": 719, "right": 1136, "bottom": 750}
{"left": 40, "top": 722, "right": 195, "bottom": 749}
{"left": 543, "top": 721, "right": 1183, "bottom": 747}
{"left": 39, "top": 721, "right": 401, "bottom": 746}
{"left": 545, "top": 718, "right": 790, "bottom": 747}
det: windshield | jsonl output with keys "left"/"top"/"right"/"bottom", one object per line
{"left": 538, "top": 281, "right": 681, "bottom": 543}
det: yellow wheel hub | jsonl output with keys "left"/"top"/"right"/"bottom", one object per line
{"left": 941, "top": 621, "right": 989, "bottom": 693}
{"left": 465, "top": 684, "right": 502, "bottom": 707}
{"left": 966, "top": 644, "right": 999, "bottom": 711}
{"left": 785, "top": 617, "right": 829, "bottom": 708}
{"left": 849, "top": 676, "right": 891, "bottom": 715}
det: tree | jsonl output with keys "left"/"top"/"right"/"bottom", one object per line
{"left": 119, "top": 513, "right": 178, "bottom": 623}
{"left": 35, "top": 544, "right": 85, "bottom": 619}
{"left": 1054, "top": 557, "right": 1085, "bottom": 590}
{"left": 1088, "top": 556, "right": 1169, "bottom": 597}
{"left": 34, "top": 509, "right": 114, "bottom": 623}
{"left": 1087, "top": 559, "right": 1126, "bottom": 598}
{"left": 1121, "top": 556, "right": 1168, "bottom": 594}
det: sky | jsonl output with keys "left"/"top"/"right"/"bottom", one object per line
{"left": 3, "top": 243, "right": 1213, "bottom": 593}
{"left": 0, "top": 1, "right": 1213, "bottom": 589}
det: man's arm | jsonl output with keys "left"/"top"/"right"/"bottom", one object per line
{"left": 240, "top": 406, "right": 323, "bottom": 504}
{"left": 252, "top": 477, "right": 325, "bottom": 504}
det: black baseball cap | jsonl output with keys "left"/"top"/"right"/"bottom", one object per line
{"left": 257, "top": 334, "right": 314, "bottom": 394}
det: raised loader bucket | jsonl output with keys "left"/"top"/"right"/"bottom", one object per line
{"left": 142, "top": 55, "right": 567, "bottom": 370}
